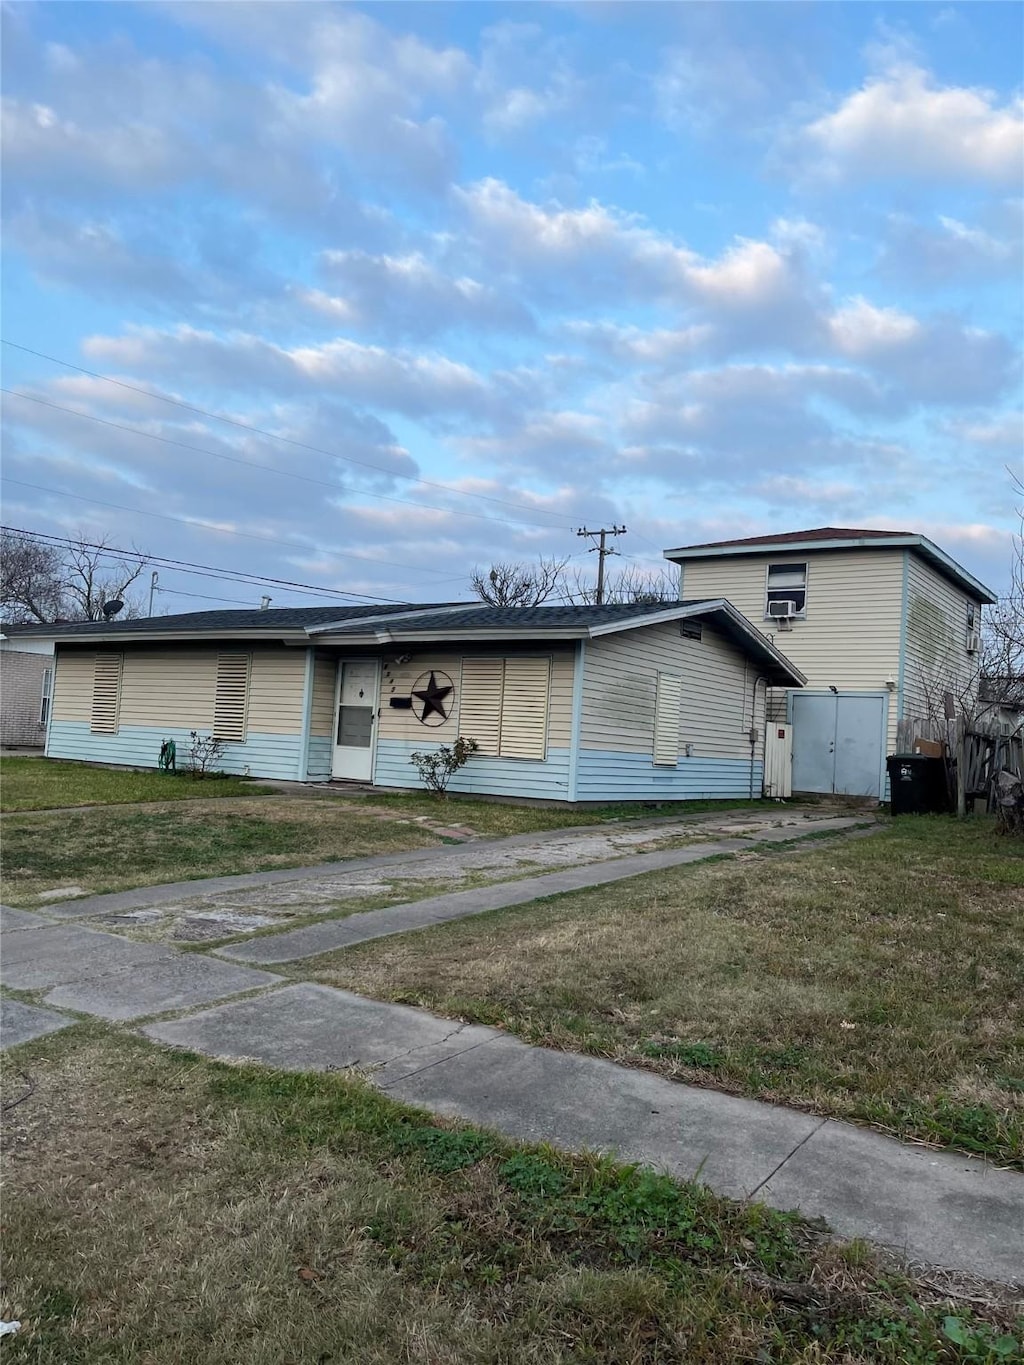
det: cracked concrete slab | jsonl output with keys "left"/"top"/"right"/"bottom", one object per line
{"left": 1, "top": 996, "right": 73, "bottom": 1048}
{"left": 142, "top": 982, "right": 502, "bottom": 1079}
{"left": 0, "top": 905, "right": 52, "bottom": 932}
{"left": 382, "top": 1032, "right": 821, "bottom": 1200}
{"left": 0, "top": 924, "right": 174, "bottom": 991}
{"left": 213, "top": 834, "right": 800, "bottom": 965}
{"left": 757, "top": 1118, "right": 1024, "bottom": 1285}
{"left": 42, "top": 955, "right": 283, "bottom": 1022}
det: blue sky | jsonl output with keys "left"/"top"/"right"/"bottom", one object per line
{"left": 2, "top": 0, "right": 1021, "bottom": 609}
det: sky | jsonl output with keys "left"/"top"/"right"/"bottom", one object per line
{"left": 1, "top": 0, "right": 1022, "bottom": 612}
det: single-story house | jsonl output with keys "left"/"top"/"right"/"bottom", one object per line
{"left": 22, "top": 600, "right": 804, "bottom": 803}
{"left": 1, "top": 627, "right": 56, "bottom": 749}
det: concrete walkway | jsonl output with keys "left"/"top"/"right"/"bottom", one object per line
{"left": 3, "top": 818, "right": 1022, "bottom": 1288}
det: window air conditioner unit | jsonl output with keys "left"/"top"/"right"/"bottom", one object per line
{"left": 767, "top": 599, "right": 797, "bottom": 619}
{"left": 965, "top": 631, "right": 980, "bottom": 654}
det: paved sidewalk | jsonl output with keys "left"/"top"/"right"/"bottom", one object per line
{"left": 216, "top": 816, "right": 869, "bottom": 964}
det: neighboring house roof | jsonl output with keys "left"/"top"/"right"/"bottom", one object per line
{"left": 662, "top": 526, "right": 997, "bottom": 604}
{"left": 9, "top": 599, "right": 806, "bottom": 686}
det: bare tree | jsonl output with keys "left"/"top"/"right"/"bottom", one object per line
{"left": 979, "top": 472, "right": 1024, "bottom": 717}
{"left": 0, "top": 533, "right": 65, "bottom": 623}
{"left": 470, "top": 556, "right": 569, "bottom": 607}
{"left": 562, "top": 564, "right": 679, "bottom": 606}
{"left": 1, "top": 530, "right": 149, "bottom": 622}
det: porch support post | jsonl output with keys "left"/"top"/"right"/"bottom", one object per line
{"left": 567, "top": 639, "right": 586, "bottom": 803}
{"left": 297, "top": 646, "right": 315, "bottom": 781}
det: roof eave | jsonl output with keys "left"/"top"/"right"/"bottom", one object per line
{"left": 663, "top": 535, "right": 997, "bottom": 604}
{"left": 52, "top": 629, "right": 311, "bottom": 645}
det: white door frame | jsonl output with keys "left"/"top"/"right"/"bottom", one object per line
{"left": 331, "top": 657, "right": 380, "bottom": 782}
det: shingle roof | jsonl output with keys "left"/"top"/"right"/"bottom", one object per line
{"left": 2, "top": 604, "right": 449, "bottom": 638}
{"left": 317, "top": 601, "right": 704, "bottom": 634}
{"left": 674, "top": 526, "right": 912, "bottom": 551}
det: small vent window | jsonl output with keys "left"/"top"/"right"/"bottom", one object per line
{"left": 90, "top": 654, "right": 123, "bottom": 733}
{"left": 653, "top": 672, "right": 683, "bottom": 766}
{"left": 212, "top": 652, "right": 251, "bottom": 742}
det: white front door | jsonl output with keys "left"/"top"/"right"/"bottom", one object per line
{"left": 332, "top": 660, "right": 379, "bottom": 781}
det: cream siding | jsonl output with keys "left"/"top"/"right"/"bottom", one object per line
{"left": 309, "top": 654, "right": 337, "bottom": 738}
{"left": 902, "top": 555, "right": 983, "bottom": 731}
{"left": 580, "top": 620, "right": 764, "bottom": 761}
{"left": 680, "top": 548, "right": 905, "bottom": 752}
{"left": 52, "top": 645, "right": 308, "bottom": 737}
{"left": 377, "top": 648, "right": 574, "bottom": 749}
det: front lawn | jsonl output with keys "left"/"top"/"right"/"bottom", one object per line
{"left": 0, "top": 756, "right": 271, "bottom": 811}
{"left": 304, "top": 817, "right": 1024, "bottom": 1165}
{"left": 2, "top": 1029, "right": 1018, "bottom": 1363}
{"left": 1, "top": 800, "right": 442, "bottom": 904}
{"left": 364, "top": 791, "right": 771, "bottom": 836}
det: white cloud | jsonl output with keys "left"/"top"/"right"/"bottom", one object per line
{"left": 875, "top": 205, "right": 1023, "bottom": 286}
{"left": 801, "top": 62, "right": 1024, "bottom": 183}
{"left": 829, "top": 297, "right": 921, "bottom": 357}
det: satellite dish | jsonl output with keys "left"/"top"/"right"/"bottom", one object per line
{"left": 102, "top": 600, "right": 124, "bottom": 619}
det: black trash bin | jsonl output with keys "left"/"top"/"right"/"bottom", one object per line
{"left": 886, "top": 754, "right": 950, "bottom": 815}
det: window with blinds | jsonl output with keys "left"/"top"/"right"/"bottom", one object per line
{"left": 653, "top": 672, "right": 683, "bottom": 766}
{"left": 90, "top": 654, "right": 123, "bottom": 733}
{"left": 459, "top": 656, "right": 551, "bottom": 760}
{"left": 212, "top": 652, "right": 251, "bottom": 742}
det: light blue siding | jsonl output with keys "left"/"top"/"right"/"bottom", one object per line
{"left": 576, "top": 748, "right": 763, "bottom": 802}
{"left": 306, "top": 735, "right": 332, "bottom": 780}
{"left": 374, "top": 737, "right": 571, "bottom": 800}
{"left": 47, "top": 720, "right": 303, "bottom": 781}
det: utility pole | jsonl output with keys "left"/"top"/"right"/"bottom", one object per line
{"left": 148, "top": 570, "right": 159, "bottom": 616}
{"left": 576, "top": 525, "right": 626, "bottom": 604}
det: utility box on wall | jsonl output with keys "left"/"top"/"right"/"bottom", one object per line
{"left": 764, "top": 723, "right": 793, "bottom": 799}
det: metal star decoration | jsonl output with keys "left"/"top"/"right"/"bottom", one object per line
{"left": 412, "top": 670, "right": 453, "bottom": 724}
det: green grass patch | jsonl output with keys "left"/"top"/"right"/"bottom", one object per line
{"left": 304, "top": 816, "right": 1024, "bottom": 1164}
{"left": 366, "top": 790, "right": 772, "bottom": 835}
{"left": 0, "top": 756, "right": 272, "bottom": 811}
{"left": 1, "top": 799, "right": 441, "bottom": 904}
{"left": 2, "top": 1029, "right": 1019, "bottom": 1363}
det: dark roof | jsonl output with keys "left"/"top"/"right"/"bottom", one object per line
{"left": 3, "top": 604, "right": 450, "bottom": 638}
{"left": 674, "top": 526, "right": 912, "bottom": 551}
{"left": 317, "top": 601, "right": 700, "bottom": 635}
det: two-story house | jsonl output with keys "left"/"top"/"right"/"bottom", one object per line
{"left": 663, "top": 527, "right": 997, "bottom": 799}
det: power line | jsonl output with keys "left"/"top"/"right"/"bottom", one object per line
{"left": 1, "top": 477, "right": 463, "bottom": 582}
{"left": 0, "top": 524, "right": 415, "bottom": 604}
{"left": 2, "top": 388, "right": 571, "bottom": 535}
{"left": 155, "top": 586, "right": 269, "bottom": 607}
{"left": 1, "top": 340, "right": 577, "bottom": 529}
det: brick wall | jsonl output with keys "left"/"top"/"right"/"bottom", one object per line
{"left": 1, "top": 650, "right": 50, "bottom": 747}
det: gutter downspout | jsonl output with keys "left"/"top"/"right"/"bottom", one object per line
{"left": 749, "top": 675, "right": 769, "bottom": 799}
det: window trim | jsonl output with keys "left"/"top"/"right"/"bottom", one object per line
{"left": 39, "top": 665, "right": 53, "bottom": 728}
{"left": 764, "top": 560, "right": 808, "bottom": 620}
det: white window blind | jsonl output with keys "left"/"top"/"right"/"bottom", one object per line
{"left": 212, "top": 652, "right": 251, "bottom": 742}
{"left": 90, "top": 654, "right": 123, "bottom": 734}
{"left": 460, "top": 656, "right": 550, "bottom": 760}
{"left": 458, "top": 658, "right": 504, "bottom": 754}
{"left": 653, "top": 672, "right": 683, "bottom": 766}
{"left": 499, "top": 657, "right": 550, "bottom": 760}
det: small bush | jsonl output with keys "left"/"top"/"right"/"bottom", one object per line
{"left": 185, "top": 731, "right": 228, "bottom": 779}
{"left": 409, "top": 736, "right": 479, "bottom": 797}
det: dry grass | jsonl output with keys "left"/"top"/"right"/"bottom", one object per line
{"left": 304, "top": 817, "right": 1024, "bottom": 1164}
{"left": 1, "top": 799, "right": 442, "bottom": 904}
{"left": 2, "top": 1028, "right": 1019, "bottom": 1363}
{"left": 0, "top": 756, "right": 271, "bottom": 811}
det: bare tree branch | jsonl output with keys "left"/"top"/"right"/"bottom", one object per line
{"left": 470, "top": 556, "right": 569, "bottom": 607}
{"left": 0, "top": 531, "right": 149, "bottom": 622}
